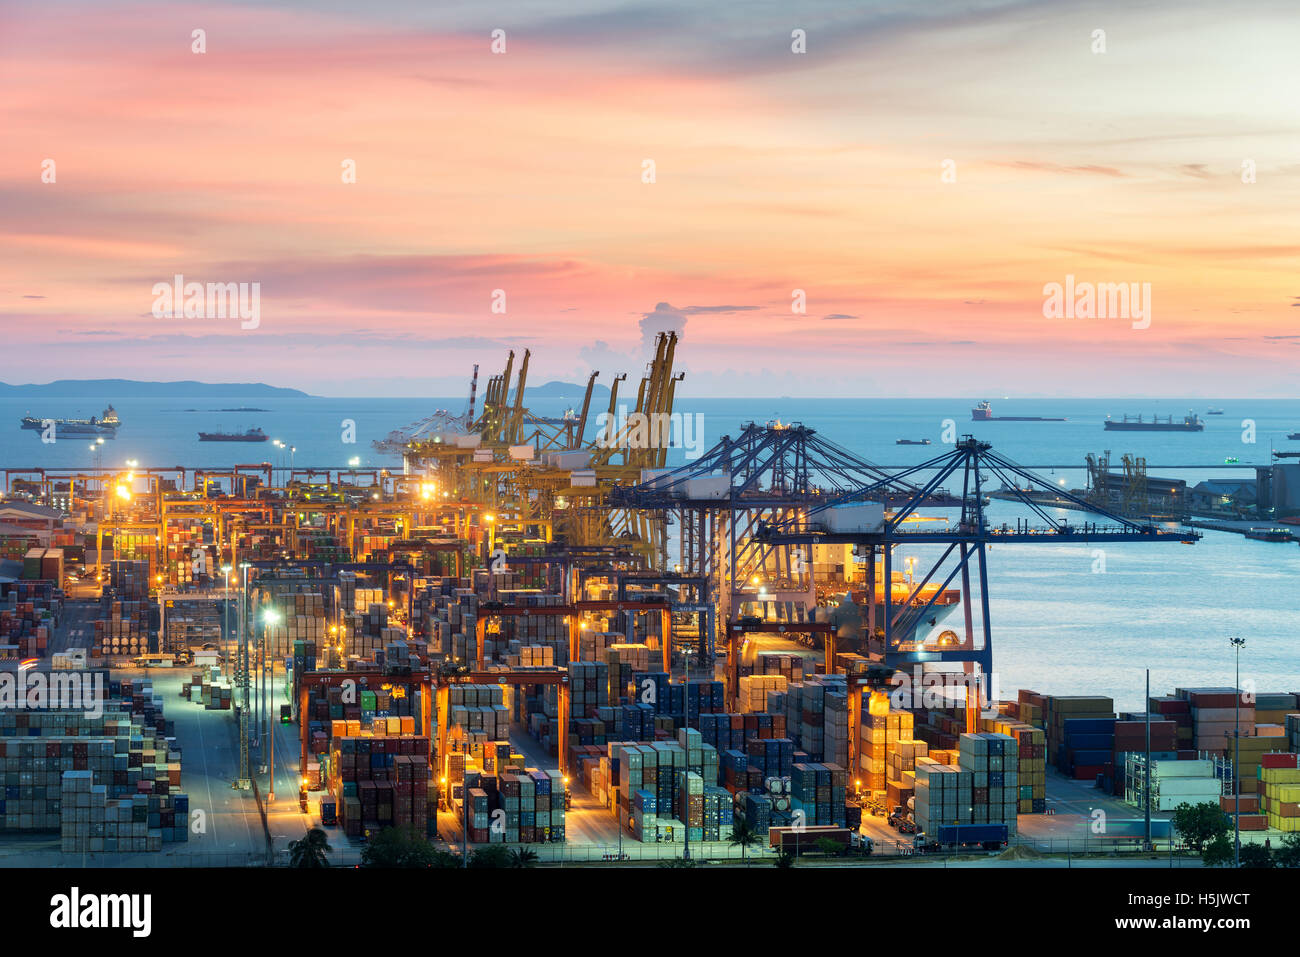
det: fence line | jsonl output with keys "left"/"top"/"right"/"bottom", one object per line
{"left": 262, "top": 834, "right": 1200, "bottom": 867}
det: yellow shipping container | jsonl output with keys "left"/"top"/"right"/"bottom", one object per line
{"left": 1261, "top": 767, "right": 1300, "bottom": 785}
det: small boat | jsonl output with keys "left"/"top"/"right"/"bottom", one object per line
{"left": 1206, "top": 408, "right": 1225, "bottom": 415}
{"left": 1288, "top": 432, "right": 1300, "bottom": 441}
{"left": 896, "top": 438, "right": 931, "bottom": 445}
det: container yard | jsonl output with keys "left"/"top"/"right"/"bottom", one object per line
{"left": 0, "top": 339, "right": 1294, "bottom": 881}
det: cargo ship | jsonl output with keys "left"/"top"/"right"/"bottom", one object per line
{"left": 1104, "top": 412, "right": 1204, "bottom": 432}
{"left": 1288, "top": 432, "right": 1300, "bottom": 441}
{"left": 1244, "top": 528, "right": 1292, "bottom": 543}
{"left": 1206, "top": 408, "right": 1224, "bottom": 415}
{"left": 198, "top": 427, "right": 268, "bottom": 442}
{"left": 896, "top": 438, "right": 931, "bottom": 445}
{"left": 19, "top": 405, "right": 119, "bottom": 437}
{"left": 971, "top": 401, "right": 1066, "bottom": 422}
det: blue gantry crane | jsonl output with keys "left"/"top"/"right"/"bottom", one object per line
{"left": 755, "top": 435, "right": 1198, "bottom": 678}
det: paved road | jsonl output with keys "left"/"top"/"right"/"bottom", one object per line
{"left": 137, "top": 668, "right": 267, "bottom": 863}
{"left": 51, "top": 598, "right": 99, "bottom": 657}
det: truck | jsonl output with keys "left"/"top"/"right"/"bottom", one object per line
{"left": 913, "top": 823, "right": 1008, "bottom": 852}
{"left": 133, "top": 653, "right": 175, "bottom": 669}
{"left": 51, "top": 648, "right": 88, "bottom": 671}
{"left": 888, "top": 805, "right": 917, "bottom": 834}
{"left": 769, "top": 825, "right": 872, "bottom": 856}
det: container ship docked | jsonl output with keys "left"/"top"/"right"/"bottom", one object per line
{"left": 1104, "top": 412, "right": 1204, "bottom": 432}
{"left": 19, "top": 404, "right": 120, "bottom": 437}
{"left": 197, "top": 427, "right": 269, "bottom": 442}
{"left": 971, "top": 400, "right": 1066, "bottom": 422}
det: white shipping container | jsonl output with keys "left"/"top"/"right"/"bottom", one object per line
{"left": 684, "top": 476, "right": 731, "bottom": 501}
{"left": 1152, "top": 759, "right": 1215, "bottom": 778}
{"left": 1157, "top": 778, "right": 1222, "bottom": 797}
{"left": 823, "top": 503, "right": 885, "bottom": 534}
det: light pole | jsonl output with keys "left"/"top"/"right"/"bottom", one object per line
{"left": 1143, "top": 668, "right": 1152, "bottom": 852}
{"left": 263, "top": 607, "right": 281, "bottom": 801}
{"left": 682, "top": 647, "right": 694, "bottom": 862}
{"left": 221, "top": 565, "right": 232, "bottom": 682}
{"left": 1229, "top": 636, "right": 1245, "bottom": 868}
{"left": 236, "top": 560, "right": 252, "bottom": 788}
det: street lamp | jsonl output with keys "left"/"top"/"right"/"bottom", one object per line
{"left": 236, "top": 560, "right": 252, "bottom": 787}
{"left": 263, "top": 607, "right": 282, "bottom": 801}
{"left": 220, "top": 565, "right": 232, "bottom": 681}
{"left": 682, "top": 646, "right": 694, "bottom": 862}
{"left": 1229, "top": 636, "right": 1245, "bottom": 868}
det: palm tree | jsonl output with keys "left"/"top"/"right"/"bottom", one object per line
{"left": 727, "top": 820, "right": 761, "bottom": 866}
{"left": 509, "top": 847, "right": 540, "bottom": 868}
{"left": 288, "top": 827, "right": 331, "bottom": 868}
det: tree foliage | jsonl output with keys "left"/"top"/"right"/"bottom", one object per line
{"left": 288, "top": 827, "right": 331, "bottom": 868}
{"left": 1275, "top": 833, "right": 1300, "bottom": 868}
{"left": 509, "top": 847, "right": 540, "bottom": 868}
{"left": 468, "top": 844, "right": 514, "bottom": 868}
{"left": 1238, "top": 842, "right": 1274, "bottom": 869}
{"left": 814, "top": 837, "right": 844, "bottom": 857}
{"left": 727, "top": 820, "right": 761, "bottom": 862}
{"left": 1172, "top": 802, "right": 1229, "bottom": 852}
{"left": 361, "top": 826, "right": 443, "bottom": 868}
{"left": 1200, "top": 834, "right": 1233, "bottom": 868}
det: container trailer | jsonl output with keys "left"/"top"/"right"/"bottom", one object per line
{"left": 914, "top": 822, "right": 1008, "bottom": 851}
{"left": 769, "top": 825, "right": 871, "bottom": 855}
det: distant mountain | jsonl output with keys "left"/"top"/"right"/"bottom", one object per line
{"left": 525, "top": 380, "right": 612, "bottom": 399}
{"left": 0, "top": 379, "right": 310, "bottom": 398}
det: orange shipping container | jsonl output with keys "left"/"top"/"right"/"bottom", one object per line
{"left": 1220, "top": 794, "right": 1260, "bottom": 813}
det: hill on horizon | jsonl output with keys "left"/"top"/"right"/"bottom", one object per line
{"left": 0, "top": 379, "right": 311, "bottom": 398}
{"left": 524, "top": 380, "right": 613, "bottom": 399}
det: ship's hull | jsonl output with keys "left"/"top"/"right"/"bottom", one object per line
{"left": 1104, "top": 422, "right": 1203, "bottom": 432}
{"left": 20, "top": 417, "right": 117, "bottom": 436}
{"left": 971, "top": 410, "right": 1065, "bottom": 421}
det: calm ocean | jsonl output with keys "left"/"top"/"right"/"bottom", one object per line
{"left": 5, "top": 393, "right": 1298, "bottom": 710}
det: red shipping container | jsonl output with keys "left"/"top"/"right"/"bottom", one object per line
{"left": 1220, "top": 794, "right": 1260, "bottom": 813}
{"left": 1261, "top": 752, "right": 1298, "bottom": 769}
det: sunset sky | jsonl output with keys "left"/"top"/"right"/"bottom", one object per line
{"left": 2, "top": 0, "right": 1298, "bottom": 397}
